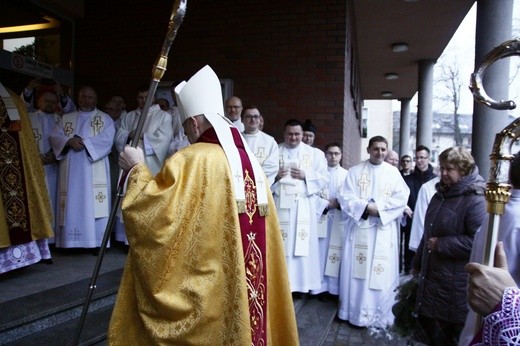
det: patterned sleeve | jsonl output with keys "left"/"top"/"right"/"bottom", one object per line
{"left": 472, "top": 287, "right": 520, "bottom": 345}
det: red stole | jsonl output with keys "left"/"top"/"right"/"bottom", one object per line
{"left": 198, "top": 127, "right": 267, "bottom": 345}
{"left": 0, "top": 95, "right": 32, "bottom": 245}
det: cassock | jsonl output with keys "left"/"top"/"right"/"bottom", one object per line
{"left": 0, "top": 83, "right": 53, "bottom": 274}
{"left": 311, "top": 165, "right": 349, "bottom": 295}
{"left": 242, "top": 130, "right": 279, "bottom": 186}
{"left": 114, "top": 104, "right": 173, "bottom": 175}
{"left": 337, "top": 160, "right": 409, "bottom": 327}
{"left": 458, "top": 188, "right": 520, "bottom": 346}
{"left": 272, "top": 142, "right": 329, "bottom": 293}
{"left": 108, "top": 127, "right": 298, "bottom": 345}
{"left": 50, "top": 109, "right": 115, "bottom": 248}
{"left": 29, "top": 110, "right": 60, "bottom": 233}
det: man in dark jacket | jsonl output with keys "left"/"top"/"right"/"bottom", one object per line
{"left": 400, "top": 145, "right": 437, "bottom": 274}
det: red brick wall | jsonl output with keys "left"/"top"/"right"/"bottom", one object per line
{"left": 75, "top": 0, "right": 360, "bottom": 166}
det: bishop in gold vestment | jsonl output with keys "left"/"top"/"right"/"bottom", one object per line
{"left": 108, "top": 65, "right": 298, "bottom": 345}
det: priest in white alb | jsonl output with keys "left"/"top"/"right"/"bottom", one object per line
{"left": 272, "top": 119, "right": 329, "bottom": 293}
{"left": 114, "top": 85, "right": 173, "bottom": 176}
{"left": 29, "top": 90, "right": 61, "bottom": 234}
{"left": 113, "top": 85, "right": 173, "bottom": 244}
{"left": 311, "top": 142, "right": 349, "bottom": 296}
{"left": 241, "top": 105, "right": 279, "bottom": 186}
{"left": 337, "top": 135, "right": 409, "bottom": 328}
{"left": 50, "top": 86, "right": 115, "bottom": 249}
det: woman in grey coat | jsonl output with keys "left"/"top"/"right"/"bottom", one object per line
{"left": 412, "top": 147, "right": 486, "bottom": 346}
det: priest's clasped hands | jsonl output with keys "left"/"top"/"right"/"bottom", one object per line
{"left": 67, "top": 136, "right": 85, "bottom": 151}
{"left": 277, "top": 167, "right": 306, "bottom": 181}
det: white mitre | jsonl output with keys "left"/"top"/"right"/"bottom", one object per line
{"left": 174, "top": 65, "right": 268, "bottom": 215}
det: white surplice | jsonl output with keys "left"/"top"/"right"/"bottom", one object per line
{"left": 458, "top": 188, "right": 520, "bottom": 346}
{"left": 272, "top": 142, "right": 329, "bottom": 293}
{"left": 337, "top": 161, "right": 409, "bottom": 328}
{"left": 311, "top": 164, "right": 348, "bottom": 295}
{"left": 114, "top": 104, "right": 173, "bottom": 175}
{"left": 29, "top": 110, "right": 60, "bottom": 233}
{"left": 167, "top": 106, "right": 189, "bottom": 156}
{"left": 50, "top": 109, "right": 115, "bottom": 248}
{"left": 242, "top": 131, "right": 279, "bottom": 186}
{"left": 409, "top": 177, "right": 439, "bottom": 251}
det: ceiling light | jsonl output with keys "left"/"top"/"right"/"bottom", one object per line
{"left": 391, "top": 42, "right": 409, "bottom": 53}
{"left": 381, "top": 91, "right": 393, "bottom": 98}
{"left": 0, "top": 16, "right": 60, "bottom": 34}
{"left": 385, "top": 73, "right": 398, "bottom": 80}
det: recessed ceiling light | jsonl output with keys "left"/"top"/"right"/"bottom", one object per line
{"left": 391, "top": 42, "right": 409, "bottom": 53}
{"left": 381, "top": 91, "right": 393, "bottom": 98}
{"left": 385, "top": 73, "right": 398, "bottom": 80}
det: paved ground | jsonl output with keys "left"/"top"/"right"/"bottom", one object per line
{"left": 0, "top": 243, "right": 425, "bottom": 345}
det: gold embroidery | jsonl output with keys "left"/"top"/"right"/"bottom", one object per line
{"left": 0, "top": 97, "right": 28, "bottom": 233}
{"left": 244, "top": 170, "right": 257, "bottom": 225}
{"left": 91, "top": 115, "right": 104, "bottom": 135}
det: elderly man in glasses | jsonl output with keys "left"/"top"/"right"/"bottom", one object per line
{"left": 224, "top": 95, "right": 244, "bottom": 131}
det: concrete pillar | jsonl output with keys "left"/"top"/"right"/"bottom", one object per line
{"left": 416, "top": 59, "right": 435, "bottom": 149}
{"left": 472, "top": 0, "right": 513, "bottom": 180}
{"left": 399, "top": 98, "right": 412, "bottom": 156}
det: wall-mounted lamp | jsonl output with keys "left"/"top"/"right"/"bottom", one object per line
{"left": 381, "top": 91, "right": 393, "bottom": 98}
{"left": 391, "top": 42, "right": 409, "bottom": 53}
{"left": 385, "top": 73, "right": 399, "bottom": 80}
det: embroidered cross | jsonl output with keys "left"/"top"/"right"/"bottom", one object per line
{"left": 247, "top": 231, "right": 256, "bottom": 242}
{"left": 278, "top": 156, "right": 284, "bottom": 169}
{"left": 358, "top": 173, "right": 370, "bottom": 199}
{"left": 281, "top": 229, "right": 288, "bottom": 241}
{"left": 256, "top": 147, "right": 266, "bottom": 164}
{"left": 382, "top": 184, "right": 392, "bottom": 201}
{"left": 356, "top": 252, "right": 366, "bottom": 264}
{"left": 91, "top": 116, "right": 104, "bottom": 135}
{"left": 95, "top": 191, "right": 107, "bottom": 203}
{"left": 32, "top": 128, "right": 42, "bottom": 147}
{"left": 329, "top": 252, "right": 340, "bottom": 263}
{"left": 68, "top": 227, "right": 82, "bottom": 241}
{"left": 64, "top": 122, "right": 74, "bottom": 136}
{"left": 234, "top": 169, "right": 243, "bottom": 184}
{"left": 256, "top": 176, "right": 265, "bottom": 191}
{"left": 373, "top": 263, "right": 385, "bottom": 275}
{"left": 301, "top": 154, "right": 311, "bottom": 170}
{"left": 298, "top": 229, "right": 308, "bottom": 241}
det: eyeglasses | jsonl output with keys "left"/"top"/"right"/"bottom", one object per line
{"left": 414, "top": 156, "right": 429, "bottom": 161}
{"left": 243, "top": 115, "right": 260, "bottom": 119}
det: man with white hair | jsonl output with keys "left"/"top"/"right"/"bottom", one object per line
{"left": 109, "top": 66, "right": 298, "bottom": 345}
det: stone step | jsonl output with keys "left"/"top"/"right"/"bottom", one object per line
{"left": 0, "top": 269, "right": 122, "bottom": 345}
{"left": 294, "top": 294, "right": 339, "bottom": 346}
{"left": 4, "top": 305, "right": 113, "bottom": 346}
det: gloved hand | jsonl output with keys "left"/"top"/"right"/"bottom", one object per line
{"left": 119, "top": 145, "right": 144, "bottom": 171}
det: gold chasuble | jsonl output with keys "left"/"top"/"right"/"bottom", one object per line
{"left": 0, "top": 85, "right": 52, "bottom": 248}
{"left": 108, "top": 128, "right": 298, "bottom": 345}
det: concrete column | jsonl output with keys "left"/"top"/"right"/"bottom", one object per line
{"left": 399, "top": 98, "right": 411, "bottom": 156}
{"left": 472, "top": 0, "right": 513, "bottom": 180}
{"left": 416, "top": 59, "right": 435, "bottom": 149}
